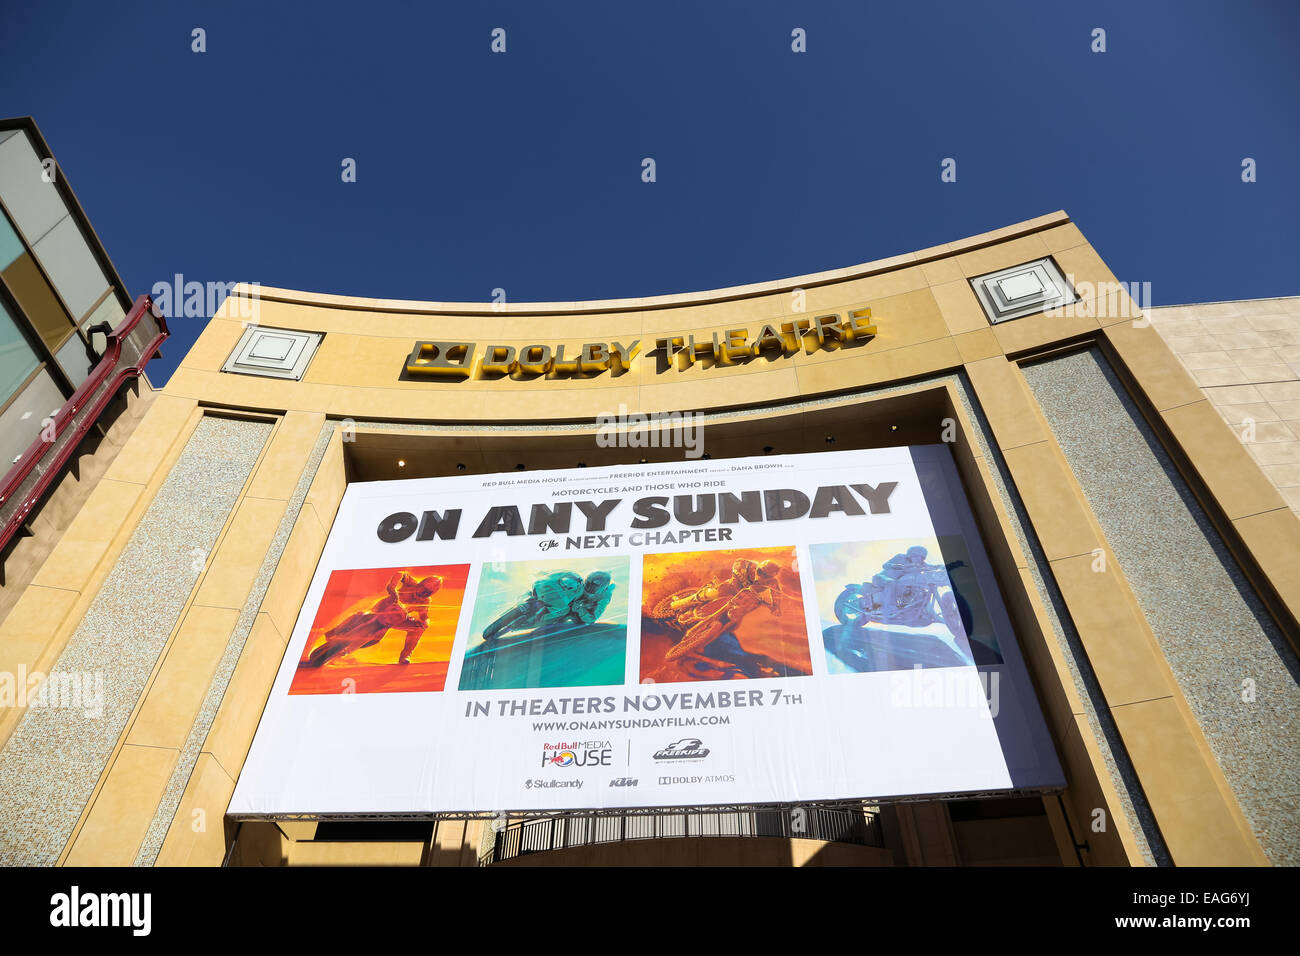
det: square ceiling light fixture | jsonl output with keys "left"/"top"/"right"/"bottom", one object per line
{"left": 971, "top": 257, "right": 1077, "bottom": 324}
{"left": 221, "top": 325, "right": 323, "bottom": 380}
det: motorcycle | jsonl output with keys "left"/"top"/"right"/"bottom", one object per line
{"left": 834, "top": 560, "right": 972, "bottom": 639}
{"left": 483, "top": 596, "right": 550, "bottom": 641}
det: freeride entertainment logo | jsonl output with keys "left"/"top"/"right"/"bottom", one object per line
{"left": 653, "top": 738, "right": 711, "bottom": 761}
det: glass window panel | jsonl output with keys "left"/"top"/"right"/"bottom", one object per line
{"left": 80, "top": 293, "right": 125, "bottom": 332}
{"left": 0, "top": 209, "right": 23, "bottom": 271}
{"left": 0, "top": 367, "right": 63, "bottom": 471}
{"left": 55, "top": 329, "right": 95, "bottom": 388}
{"left": 33, "top": 215, "right": 111, "bottom": 322}
{"left": 1, "top": 251, "right": 75, "bottom": 350}
{"left": 0, "top": 131, "right": 68, "bottom": 245}
{"left": 0, "top": 294, "right": 41, "bottom": 406}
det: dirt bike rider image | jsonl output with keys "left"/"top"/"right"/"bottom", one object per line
{"left": 651, "top": 558, "right": 790, "bottom": 678}
{"left": 482, "top": 569, "right": 615, "bottom": 642}
{"left": 305, "top": 571, "right": 442, "bottom": 667}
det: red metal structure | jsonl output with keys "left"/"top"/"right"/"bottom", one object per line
{"left": 0, "top": 293, "right": 168, "bottom": 554}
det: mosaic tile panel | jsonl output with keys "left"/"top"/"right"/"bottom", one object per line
{"left": 0, "top": 416, "right": 271, "bottom": 865}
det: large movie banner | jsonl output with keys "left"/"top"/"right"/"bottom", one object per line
{"left": 230, "top": 446, "right": 1064, "bottom": 817}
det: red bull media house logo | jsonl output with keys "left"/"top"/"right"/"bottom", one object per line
{"left": 541, "top": 740, "right": 613, "bottom": 768}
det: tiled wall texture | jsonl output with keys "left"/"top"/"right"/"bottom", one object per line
{"left": 133, "top": 419, "right": 333, "bottom": 865}
{"left": 1023, "top": 348, "right": 1300, "bottom": 864}
{"left": 1149, "top": 296, "right": 1300, "bottom": 515}
{"left": 0, "top": 416, "right": 270, "bottom": 865}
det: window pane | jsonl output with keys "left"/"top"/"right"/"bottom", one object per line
{"left": 0, "top": 209, "right": 23, "bottom": 271}
{"left": 0, "top": 367, "right": 62, "bottom": 471}
{"left": 33, "top": 214, "right": 111, "bottom": 322}
{"left": 0, "top": 294, "right": 41, "bottom": 406}
{"left": 0, "top": 131, "right": 67, "bottom": 245}
{"left": 80, "top": 292, "right": 125, "bottom": 332}
{"left": 55, "top": 329, "right": 95, "bottom": 388}
{"left": 1, "top": 251, "right": 75, "bottom": 350}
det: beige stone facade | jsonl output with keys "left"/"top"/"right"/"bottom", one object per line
{"left": 1149, "top": 296, "right": 1300, "bottom": 516}
{"left": 1, "top": 211, "right": 1297, "bottom": 868}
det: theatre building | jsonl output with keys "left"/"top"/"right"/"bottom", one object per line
{"left": 0, "top": 203, "right": 1297, "bottom": 868}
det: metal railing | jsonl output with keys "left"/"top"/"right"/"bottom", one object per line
{"left": 481, "top": 806, "right": 883, "bottom": 864}
{"left": 0, "top": 294, "right": 168, "bottom": 554}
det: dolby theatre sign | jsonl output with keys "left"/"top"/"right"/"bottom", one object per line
{"left": 403, "top": 307, "right": 877, "bottom": 379}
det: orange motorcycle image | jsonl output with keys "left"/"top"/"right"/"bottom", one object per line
{"left": 648, "top": 558, "right": 803, "bottom": 680}
{"left": 303, "top": 571, "right": 442, "bottom": 667}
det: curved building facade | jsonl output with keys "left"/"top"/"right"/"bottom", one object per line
{"left": 1, "top": 210, "right": 1297, "bottom": 867}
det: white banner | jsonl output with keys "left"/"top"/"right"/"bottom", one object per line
{"left": 229, "top": 445, "right": 1063, "bottom": 817}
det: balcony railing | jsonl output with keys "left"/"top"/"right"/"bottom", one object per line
{"left": 0, "top": 294, "right": 168, "bottom": 554}
{"left": 481, "top": 806, "right": 884, "bottom": 865}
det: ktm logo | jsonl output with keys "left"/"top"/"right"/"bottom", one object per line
{"left": 609, "top": 777, "right": 638, "bottom": 788}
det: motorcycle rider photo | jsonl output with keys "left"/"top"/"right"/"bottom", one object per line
{"left": 639, "top": 547, "right": 813, "bottom": 683}
{"left": 289, "top": 563, "right": 471, "bottom": 696}
{"left": 482, "top": 569, "right": 616, "bottom": 642}
{"left": 460, "top": 557, "right": 630, "bottom": 691}
{"left": 304, "top": 570, "right": 443, "bottom": 667}
{"left": 812, "top": 539, "right": 994, "bottom": 674}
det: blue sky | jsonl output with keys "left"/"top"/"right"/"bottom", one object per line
{"left": 3, "top": 0, "right": 1296, "bottom": 383}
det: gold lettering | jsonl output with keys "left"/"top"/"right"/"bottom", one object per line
{"left": 847, "top": 307, "right": 877, "bottom": 340}
{"left": 723, "top": 328, "right": 749, "bottom": 361}
{"left": 517, "top": 344, "right": 553, "bottom": 374}
{"left": 580, "top": 342, "right": 610, "bottom": 372}
{"left": 751, "top": 323, "right": 786, "bottom": 355}
{"left": 656, "top": 334, "right": 687, "bottom": 356}
{"left": 482, "top": 344, "right": 517, "bottom": 374}
{"left": 813, "top": 314, "right": 843, "bottom": 345}
{"left": 689, "top": 331, "right": 719, "bottom": 361}
{"left": 552, "top": 344, "right": 579, "bottom": 373}
{"left": 405, "top": 341, "right": 476, "bottom": 377}
{"left": 610, "top": 340, "right": 640, "bottom": 371}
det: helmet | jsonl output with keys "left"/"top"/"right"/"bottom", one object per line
{"left": 731, "top": 559, "right": 758, "bottom": 582}
{"left": 584, "top": 571, "right": 611, "bottom": 593}
{"left": 906, "top": 546, "right": 928, "bottom": 563}
{"left": 756, "top": 560, "right": 781, "bottom": 580}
